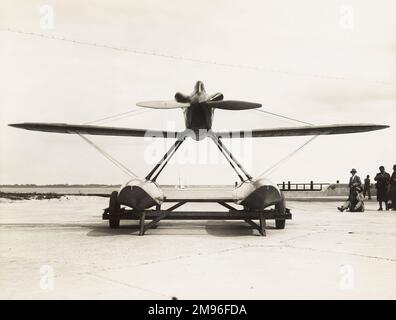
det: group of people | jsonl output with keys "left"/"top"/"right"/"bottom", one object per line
{"left": 337, "top": 165, "right": 396, "bottom": 212}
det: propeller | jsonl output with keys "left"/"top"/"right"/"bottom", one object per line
{"left": 137, "top": 99, "right": 261, "bottom": 110}
{"left": 136, "top": 100, "right": 190, "bottom": 109}
{"left": 204, "top": 100, "right": 261, "bottom": 110}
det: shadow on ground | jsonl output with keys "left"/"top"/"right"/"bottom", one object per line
{"left": 205, "top": 221, "right": 255, "bottom": 237}
{"left": 87, "top": 224, "right": 140, "bottom": 237}
{"left": 86, "top": 220, "right": 275, "bottom": 237}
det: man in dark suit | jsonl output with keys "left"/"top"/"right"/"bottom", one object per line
{"left": 363, "top": 175, "right": 371, "bottom": 199}
{"left": 374, "top": 166, "right": 391, "bottom": 211}
{"left": 349, "top": 168, "right": 362, "bottom": 191}
{"left": 390, "top": 165, "right": 396, "bottom": 210}
{"left": 338, "top": 168, "right": 362, "bottom": 212}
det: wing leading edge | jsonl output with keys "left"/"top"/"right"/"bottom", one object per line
{"left": 214, "top": 124, "right": 389, "bottom": 138}
{"left": 9, "top": 123, "right": 388, "bottom": 138}
{"left": 8, "top": 123, "right": 179, "bottom": 138}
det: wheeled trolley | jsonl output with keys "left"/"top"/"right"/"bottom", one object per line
{"left": 103, "top": 191, "right": 292, "bottom": 236}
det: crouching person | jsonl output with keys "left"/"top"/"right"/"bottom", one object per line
{"left": 353, "top": 187, "right": 365, "bottom": 212}
{"left": 338, "top": 186, "right": 365, "bottom": 212}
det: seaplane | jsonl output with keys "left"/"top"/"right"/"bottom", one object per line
{"left": 9, "top": 81, "right": 389, "bottom": 236}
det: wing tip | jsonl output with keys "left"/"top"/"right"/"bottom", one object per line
{"left": 368, "top": 124, "right": 390, "bottom": 131}
{"left": 8, "top": 123, "right": 24, "bottom": 129}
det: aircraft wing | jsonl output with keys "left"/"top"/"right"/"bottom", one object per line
{"left": 8, "top": 123, "right": 179, "bottom": 138}
{"left": 9, "top": 123, "right": 389, "bottom": 138}
{"left": 214, "top": 124, "right": 389, "bottom": 138}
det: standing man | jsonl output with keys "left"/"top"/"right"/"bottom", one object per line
{"left": 363, "top": 175, "right": 371, "bottom": 199}
{"left": 390, "top": 165, "right": 396, "bottom": 210}
{"left": 374, "top": 166, "right": 391, "bottom": 211}
{"left": 349, "top": 168, "right": 362, "bottom": 191}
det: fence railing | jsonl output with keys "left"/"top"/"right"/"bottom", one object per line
{"left": 277, "top": 181, "right": 329, "bottom": 191}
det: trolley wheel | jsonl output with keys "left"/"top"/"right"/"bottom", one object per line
{"left": 275, "top": 192, "right": 286, "bottom": 230}
{"left": 109, "top": 191, "right": 120, "bottom": 229}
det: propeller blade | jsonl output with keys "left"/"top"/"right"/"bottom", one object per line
{"left": 208, "top": 92, "right": 224, "bottom": 101}
{"left": 205, "top": 100, "right": 261, "bottom": 110}
{"left": 136, "top": 100, "right": 190, "bottom": 109}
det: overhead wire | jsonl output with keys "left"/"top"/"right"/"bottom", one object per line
{"left": 3, "top": 27, "right": 396, "bottom": 87}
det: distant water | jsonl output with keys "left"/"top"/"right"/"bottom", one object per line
{"left": 0, "top": 186, "right": 119, "bottom": 194}
{"left": 0, "top": 185, "right": 235, "bottom": 198}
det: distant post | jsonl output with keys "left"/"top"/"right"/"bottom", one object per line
{"left": 310, "top": 180, "right": 314, "bottom": 190}
{"left": 288, "top": 181, "right": 291, "bottom": 190}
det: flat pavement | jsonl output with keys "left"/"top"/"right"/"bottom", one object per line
{"left": 0, "top": 196, "right": 395, "bottom": 299}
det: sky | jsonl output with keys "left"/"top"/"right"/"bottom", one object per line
{"left": 0, "top": 0, "right": 395, "bottom": 185}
